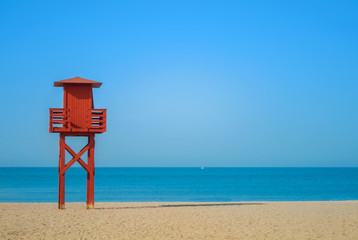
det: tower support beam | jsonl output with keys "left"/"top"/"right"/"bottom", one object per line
{"left": 57, "top": 133, "right": 95, "bottom": 209}
{"left": 58, "top": 134, "right": 65, "bottom": 209}
{"left": 86, "top": 134, "right": 95, "bottom": 209}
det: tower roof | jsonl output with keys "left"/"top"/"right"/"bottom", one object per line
{"left": 54, "top": 77, "right": 102, "bottom": 88}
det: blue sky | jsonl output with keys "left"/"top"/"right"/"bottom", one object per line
{"left": 0, "top": 0, "right": 357, "bottom": 167}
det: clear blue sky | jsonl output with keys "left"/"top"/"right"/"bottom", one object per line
{"left": 0, "top": 0, "right": 357, "bottom": 167}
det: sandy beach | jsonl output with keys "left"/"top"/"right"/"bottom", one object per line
{"left": 1, "top": 201, "right": 358, "bottom": 239}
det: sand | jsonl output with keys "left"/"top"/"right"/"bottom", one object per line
{"left": 1, "top": 201, "right": 358, "bottom": 239}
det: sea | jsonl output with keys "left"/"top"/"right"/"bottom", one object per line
{"left": 0, "top": 167, "right": 358, "bottom": 202}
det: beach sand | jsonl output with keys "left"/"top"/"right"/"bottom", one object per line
{"left": 1, "top": 201, "right": 358, "bottom": 239}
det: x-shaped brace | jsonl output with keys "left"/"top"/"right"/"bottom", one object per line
{"left": 60, "top": 140, "right": 94, "bottom": 175}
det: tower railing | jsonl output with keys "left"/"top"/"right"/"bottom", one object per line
{"left": 49, "top": 108, "right": 70, "bottom": 132}
{"left": 87, "top": 109, "right": 107, "bottom": 133}
{"left": 49, "top": 108, "right": 106, "bottom": 133}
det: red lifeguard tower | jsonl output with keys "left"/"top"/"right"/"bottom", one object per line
{"left": 49, "top": 77, "right": 106, "bottom": 209}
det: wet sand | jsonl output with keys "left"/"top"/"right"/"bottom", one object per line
{"left": 1, "top": 201, "right": 358, "bottom": 239}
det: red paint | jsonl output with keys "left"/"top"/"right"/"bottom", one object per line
{"left": 64, "top": 84, "right": 92, "bottom": 129}
{"left": 50, "top": 77, "right": 106, "bottom": 209}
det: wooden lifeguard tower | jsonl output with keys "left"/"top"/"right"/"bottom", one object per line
{"left": 49, "top": 77, "right": 106, "bottom": 209}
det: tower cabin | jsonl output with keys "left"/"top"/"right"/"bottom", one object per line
{"left": 49, "top": 77, "right": 106, "bottom": 133}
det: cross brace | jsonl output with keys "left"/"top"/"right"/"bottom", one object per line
{"left": 58, "top": 133, "right": 95, "bottom": 209}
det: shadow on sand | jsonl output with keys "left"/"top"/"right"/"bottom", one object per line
{"left": 95, "top": 202, "right": 264, "bottom": 210}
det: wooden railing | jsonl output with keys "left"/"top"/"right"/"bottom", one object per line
{"left": 49, "top": 108, "right": 107, "bottom": 133}
{"left": 87, "top": 109, "right": 107, "bottom": 133}
{"left": 49, "top": 108, "right": 70, "bottom": 132}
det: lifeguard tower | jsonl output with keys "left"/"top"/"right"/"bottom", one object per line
{"left": 49, "top": 77, "right": 106, "bottom": 209}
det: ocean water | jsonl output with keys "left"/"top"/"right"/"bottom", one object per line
{"left": 0, "top": 167, "right": 358, "bottom": 202}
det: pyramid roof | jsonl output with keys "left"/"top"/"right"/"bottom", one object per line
{"left": 54, "top": 77, "right": 102, "bottom": 88}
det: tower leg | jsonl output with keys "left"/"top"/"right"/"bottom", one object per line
{"left": 58, "top": 134, "right": 65, "bottom": 209}
{"left": 86, "top": 134, "right": 95, "bottom": 209}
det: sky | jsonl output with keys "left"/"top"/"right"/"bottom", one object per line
{"left": 0, "top": 0, "right": 357, "bottom": 167}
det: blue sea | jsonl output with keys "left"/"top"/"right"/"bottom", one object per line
{"left": 0, "top": 168, "right": 358, "bottom": 202}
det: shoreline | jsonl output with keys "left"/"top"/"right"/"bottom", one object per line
{"left": 1, "top": 201, "right": 358, "bottom": 239}
{"left": 1, "top": 199, "right": 358, "bottom": 203}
